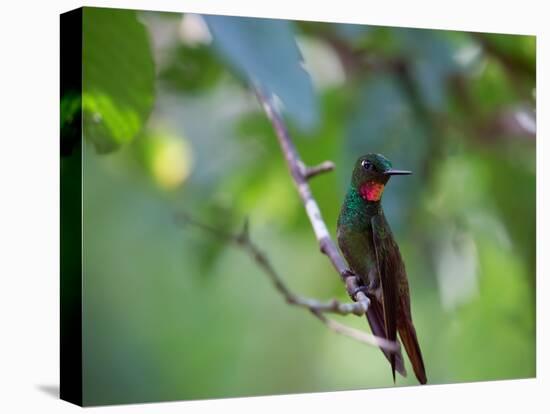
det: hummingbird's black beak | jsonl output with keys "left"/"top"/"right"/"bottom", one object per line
{"left": 384, "top": 169, "right": 412, "bottom": 176}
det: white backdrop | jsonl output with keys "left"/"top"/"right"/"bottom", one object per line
{"left": 0, "top": 0, "right": 547, "bottom": 412}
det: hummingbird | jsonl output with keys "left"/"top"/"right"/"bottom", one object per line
{"left": 337, "top": 153, "right": 427, "bottom": 384}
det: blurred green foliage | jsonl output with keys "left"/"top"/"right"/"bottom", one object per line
{"left": 159, "top": 44, "right": 223, "bottom": 93}
{"left": 70, "top": 8, "right": 536, "bottom": 406}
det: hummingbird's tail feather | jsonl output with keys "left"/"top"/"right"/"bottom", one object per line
{"left": 398, "top": 319, "right": 427, "bottom": 384}
{"left": 390, "top": 354, "right": 396, "bottom": 383}
{"left": 366, "top": 300, "right": 406, "bottom": 378}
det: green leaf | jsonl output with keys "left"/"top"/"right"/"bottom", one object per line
{"left": 60, "top": 91, "right": 82, "bottom": 155}
{"left": 83, "top": 7, "right": 155, "bottom": 153}
{"left": 60, "top": 91, "right": 81, "bottom": 130}
{"left": 203, "top": 15, "right": 319, "bottom": 131}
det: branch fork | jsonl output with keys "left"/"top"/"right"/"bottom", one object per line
{"left": 298, "top": 160, "right": 335, "bottom": 180}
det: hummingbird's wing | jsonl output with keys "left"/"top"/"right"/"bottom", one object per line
{"left": 366, "top": 298, "right": 407, "bottom": 377}
{"left": 371, "top": 213, "right": 427, "bottom": 384}
{"left": 370, "top": 214, "right": 400, "bottom": 381}
{"left": 337, "top": 224, "right": 406, "bottom": 378}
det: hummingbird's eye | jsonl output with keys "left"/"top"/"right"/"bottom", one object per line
{"left": 361, "top": 160, "right": 373, "bottom": 170}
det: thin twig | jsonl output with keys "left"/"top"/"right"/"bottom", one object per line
{"left": 299, "top": 160, "right": 335, "bottom": 179}
{"left": 175, "top": 212, "right": 398, "bottom": 351}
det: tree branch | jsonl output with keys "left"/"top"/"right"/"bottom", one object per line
{"left": 253, "top": 88, "right": 373, "bottom": 311}
{"left": 175, "top": 212, "right": 398, "bottom": 351}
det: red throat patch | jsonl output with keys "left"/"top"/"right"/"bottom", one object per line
{"left": 360, "top": 181, "right": 385, "bottom": 202}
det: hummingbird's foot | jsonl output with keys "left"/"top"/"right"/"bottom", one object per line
{"left": 342, "top": 268, "right": 356, "bottom": 278}
{"left": 350, "top": 285, "right": 370, "bottom": 298}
